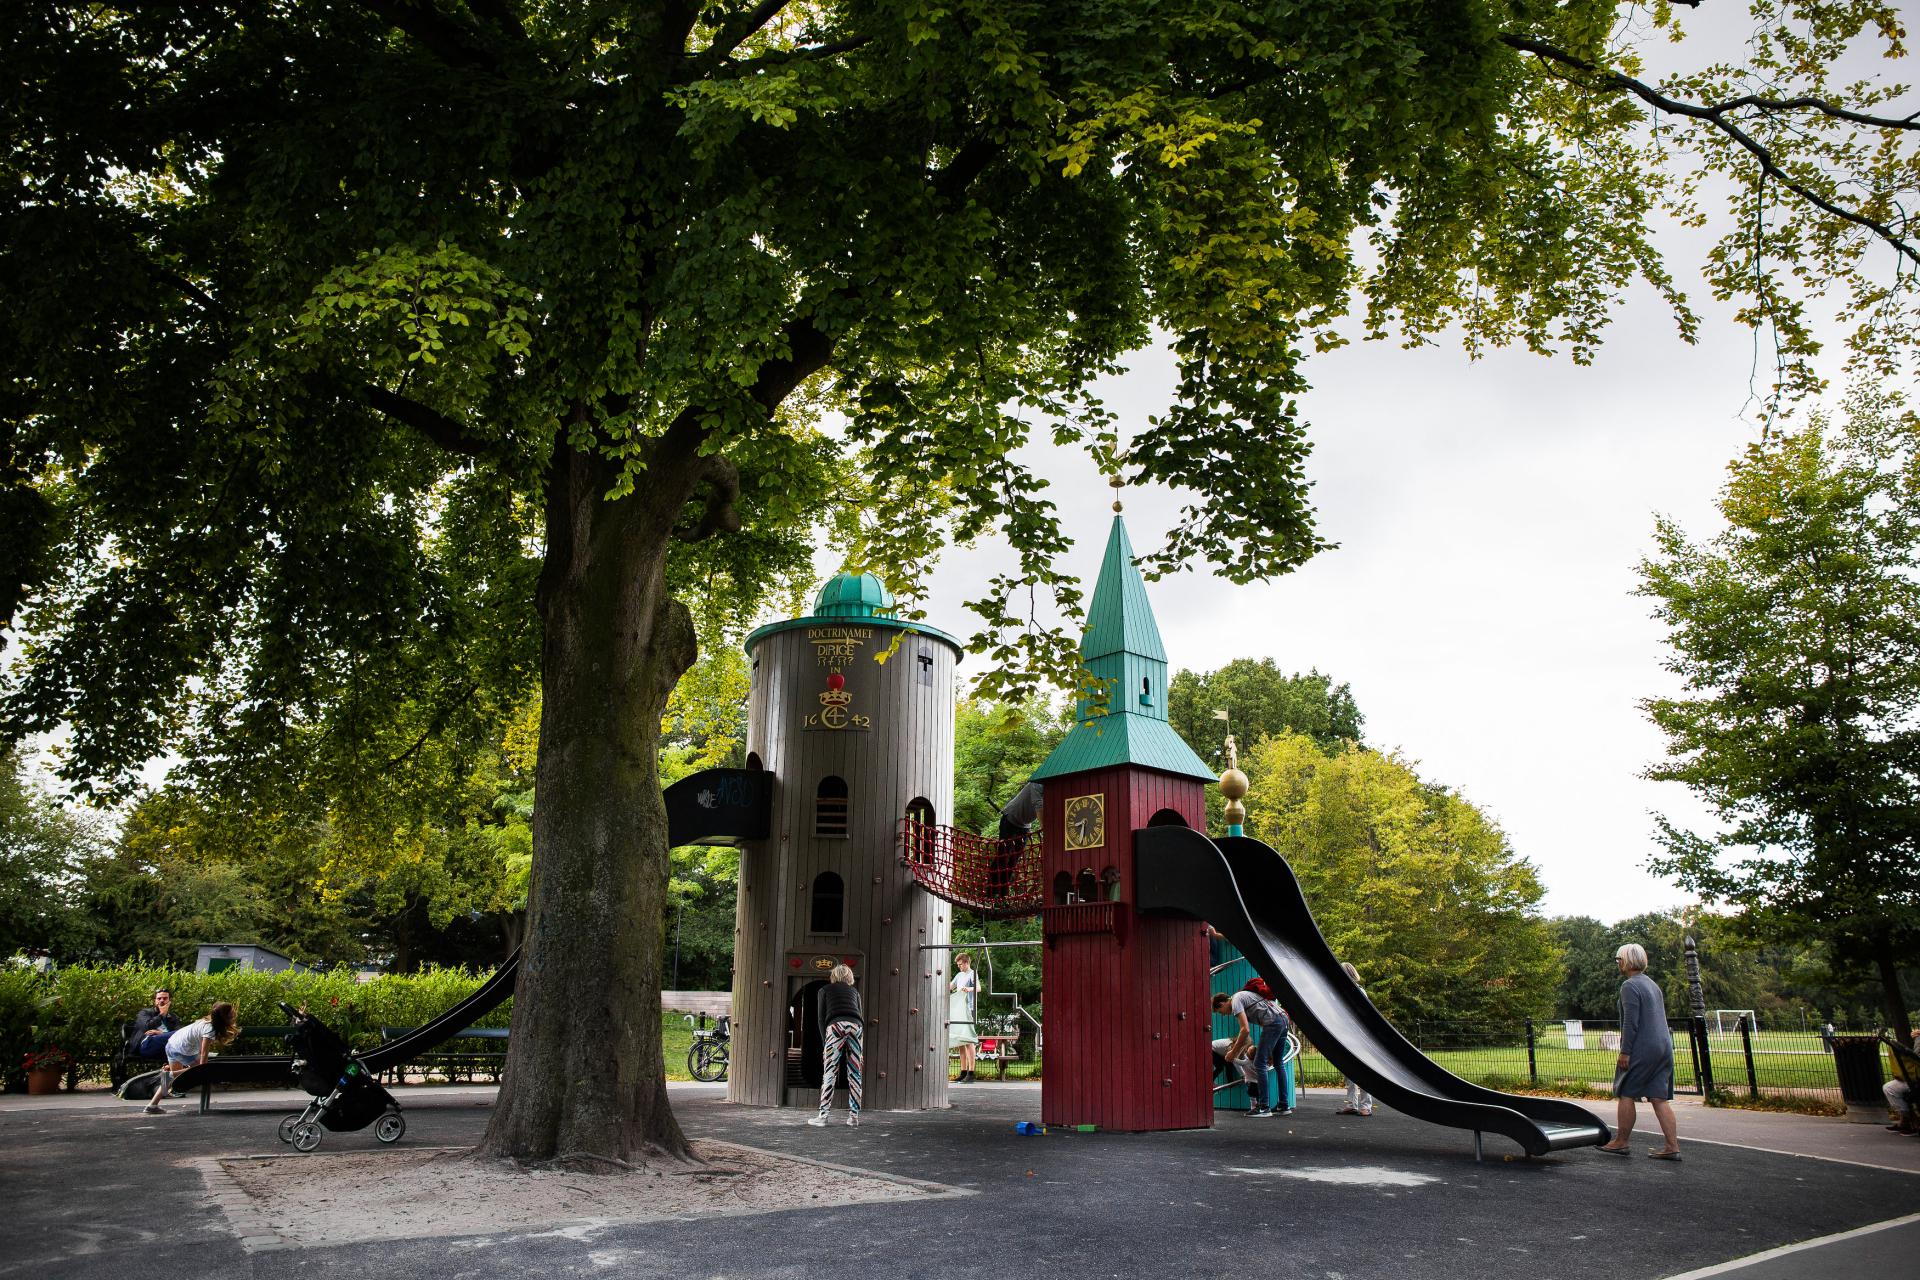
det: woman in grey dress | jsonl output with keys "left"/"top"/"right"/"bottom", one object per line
{"left": 1598, "top": 943, "right": 1681, "bottom": 1159}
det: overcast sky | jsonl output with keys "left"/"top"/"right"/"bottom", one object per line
{"left": 906, "top": 243, "right": 1805, "bottom": 926}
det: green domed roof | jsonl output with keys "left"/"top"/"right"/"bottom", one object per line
{"left": 812, "top": 571, "right": 896, "bottom": 619}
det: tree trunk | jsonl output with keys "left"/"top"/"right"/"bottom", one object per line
{"left": 1875, "top": 940, "right": 1913, "bottom": 1042}
{"left": 477, "top": 432, "right": 700, "bottom": 1166}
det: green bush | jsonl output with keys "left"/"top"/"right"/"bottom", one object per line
{"left": 2, "top": 960, "right": 513, "bottom": 1087}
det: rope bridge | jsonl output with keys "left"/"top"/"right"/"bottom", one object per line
{"left": 899, "top": 819, "right": 1044, "bottom": 918}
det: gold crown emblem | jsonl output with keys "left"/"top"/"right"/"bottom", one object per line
{"left": 819, "top": 686, "right": 852, "bottom": 708}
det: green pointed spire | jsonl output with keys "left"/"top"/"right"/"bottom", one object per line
{"left": 1030, "top": 514, "right": 1215, "bottom": 783}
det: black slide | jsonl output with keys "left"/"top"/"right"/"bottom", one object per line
{"left": 1135, "top": 826, "right": 1610, "bottom": 1158}
{"left": 172, "top": 766, "right": 770, "bottom": 1100}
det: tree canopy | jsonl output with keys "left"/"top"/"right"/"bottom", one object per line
{"left": 5, "top": 0, "right": 1916, "bottom": 1165}
{"left": 1639, "top": 389, "right": 1920, "bottom": 1038}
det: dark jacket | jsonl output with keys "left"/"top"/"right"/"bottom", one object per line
{"left": 128, "top": 1007, "right": 180, "bottom": 1049}
{"left": 817, "top": 982, "right": 863, "bottom": 1030}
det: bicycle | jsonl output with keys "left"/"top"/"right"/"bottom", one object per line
{"left": 685, "top": 1013, "right": 730, "bottom": 1082}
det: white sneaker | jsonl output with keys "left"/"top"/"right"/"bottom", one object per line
{"left": 805, "top": 1115, "right": 828, "bottom": 1127}
{"left": 847, "top": 1115, "right": 860, "bottom": 1127}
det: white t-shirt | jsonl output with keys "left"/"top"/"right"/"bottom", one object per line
{"left": 950, "top": 969, "right": 978, "bottom": 995}
{"left": 166, "top": 1018, "right": 216, "bottom": 1062}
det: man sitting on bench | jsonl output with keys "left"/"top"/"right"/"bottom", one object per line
{"left": 1885, "top": 1029, "right": 1920, "bottom": 1136}
{"left": 128, "top": 988, "right": 181, "bottom": 1064}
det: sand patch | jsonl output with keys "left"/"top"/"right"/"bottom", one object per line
{"left": 197, "top": 1139, "right": 965, "bottom": 1251}
{"left": 1226, "top": 1164, "right": 1441, "bottom": 1188}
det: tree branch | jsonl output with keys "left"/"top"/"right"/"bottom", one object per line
{"left": 353, "top": 0, "right": 500, "bottom": 72}
{"left": 700, "top": 0, "right": 792, "bottom": 66}
{"left": 1501, "top": 33, "right": 1919, "bottom": 266}
{"left": 362, "top": 385, "right": 491, "bottom": 459}
{"left": 711, "top": 34, "right": 873, "bottom": 77}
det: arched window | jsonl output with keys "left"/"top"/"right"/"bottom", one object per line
{"left": 815, "top": 776, "right": 849, "bottom": 837}
{"left": 905, "top": 797, "right": 935, "bottom": 827}
{"left": 1100, "top": 866, "right": 1122, "bottom": 901}
{"left": 1077, "top": 868, "right": 1099, "bottom": 903}
{"left": 746, "top": 752, "right": 764, "bottom": 771}
{"left": 1139, "top": 675, "right": 1154, "bottom": 707}
{"left": 1147, "top": 808, "right": 1188, "bottom": 828}
{"left": 1053, "top": 871, "right": 1073, "bottom": 905}
{"left": 810, "top": 872, "right": 845, "bottom": 934}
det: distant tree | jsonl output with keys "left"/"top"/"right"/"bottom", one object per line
{"left": 1169, "top": 660, "right": 1363, "bottom": 763}
{"left": 947, "top": 695, "right": 1068, "bottom": 1021}
{"left": 0, "top": 752, "right": 105, "bottom": 962}
{"left": 1242, "top": 733, "right": 1559, "bottom": 1026}
{"left": 1639, "top": 391, "right": 1920, "bottom": 1039}
{"left": 1547, "top": 915, "right": 1620, "bottom": 1021}
{"left": 952, "top": 696, "right": 1069, "bottom": 836}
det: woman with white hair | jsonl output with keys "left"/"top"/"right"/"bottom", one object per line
{"left": 1597, "top": 943, "right": 1680, "bottom": 1160}
{"left": 809, "top": 964, "right": 864, "bottom": 1128}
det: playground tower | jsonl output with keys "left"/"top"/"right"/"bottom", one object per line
{"left": 728, "top": 573, "right": 964, "bottom": 1111}
{"left": 1031, "top": 496, "right": 1219, "bottom": 1131}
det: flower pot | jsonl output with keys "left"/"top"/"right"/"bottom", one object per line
{"left": 25, "top": 1068, "right": 62, "bottom": 1095}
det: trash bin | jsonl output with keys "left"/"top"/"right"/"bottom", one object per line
{"left": 1829, "top": 1035, "right": 1886, "bottom": 1106}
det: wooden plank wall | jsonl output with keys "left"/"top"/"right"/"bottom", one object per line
{"left": 729, "top": 622, "right": 958, "bottom": 1110}
{"left": 1040, "top": 766, "right": 1213, "bottom": 1131}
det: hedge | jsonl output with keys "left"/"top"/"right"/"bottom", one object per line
{"left": 3, "top": 961, "right": 509, "bottom": 1089}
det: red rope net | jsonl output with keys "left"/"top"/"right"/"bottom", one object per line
{"left": 899, "top": 819, "right": 1044, "bottom": 918}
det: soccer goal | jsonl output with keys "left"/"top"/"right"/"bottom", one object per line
{"left": 1710, "top": 1009, "right": 1757, "bottom": 1035}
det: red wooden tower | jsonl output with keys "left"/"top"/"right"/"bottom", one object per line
{"left": 1031, "top": 509, "right": 1218, "bottom": 1131}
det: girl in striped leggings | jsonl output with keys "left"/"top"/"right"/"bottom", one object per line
{"left": 809, "top": 964, "right": 864, "bottom": 1127}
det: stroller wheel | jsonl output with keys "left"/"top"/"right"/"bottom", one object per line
{"left": 375, "top": 1112, "right": 406, "bottom": 1144}
{"left": 292, "top": 1122, "right": 323, "bottom": 1153}
{"left": 277, "top": 1114, "right": 303, "bottom": 1144}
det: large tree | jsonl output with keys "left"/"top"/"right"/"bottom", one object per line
{"left": 1640, "top": 390, "right": 1920, "bottom": 1039}
{"left": 4, "top": 2, "right": 1916, "bottom": 1167}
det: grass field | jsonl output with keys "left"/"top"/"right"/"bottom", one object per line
{"left": 1295, "top": 1028, "right": 1875, "bottom": 1104}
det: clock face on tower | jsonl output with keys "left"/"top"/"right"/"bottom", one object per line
{"left": 1064, "top": 793, "right": 1106, "bottom": 851}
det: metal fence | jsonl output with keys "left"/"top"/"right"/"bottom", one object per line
{"left": 1290, "top": 1016, "right": 1886, "bottom": 1108}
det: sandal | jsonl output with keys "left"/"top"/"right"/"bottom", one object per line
{"left": 1649, "top": 1149, "right": 1682, "bottom": 1161}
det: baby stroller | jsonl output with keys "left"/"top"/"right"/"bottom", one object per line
{"left": 275, "top": 1003, "right": 406, "bottom": 1152}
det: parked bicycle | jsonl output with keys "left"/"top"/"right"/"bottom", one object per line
{"left": 686, "top": 1012, "right": 730, "bottom": 1082}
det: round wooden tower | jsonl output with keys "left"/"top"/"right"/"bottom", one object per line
{"left": 728, "top": 573, "right": 963, "bottom": 1111}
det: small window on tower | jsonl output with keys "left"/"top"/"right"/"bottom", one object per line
{"left": 905, "top": 797, "right": 935, "bottom": 828}
{"left": 1077, "top": 868, "right": 1098, "bottom": 902}
{"left": 810, "top": 872, "right": 845, "bottom": 934}
{"left": 917, "top": 646, "right": 935, "bottom": 686}
{"left": 1053, "top": 871, "right": 1073, "bottom": 905}
{"left": 1139, "top": 676, "right": 1153, "bottom": 707}
{"left": 816, "top": 776, "right": 849, "bottom": 838}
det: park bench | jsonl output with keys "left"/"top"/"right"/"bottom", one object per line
{"left": 953, "top": 1029, "right": 1022, "bottom": 1079}
{"left": 148, "top": 1025, "right": 301, "bottom": 1114}
{"left": 377, "top": 1025, "right": 509, "bottom": 1084}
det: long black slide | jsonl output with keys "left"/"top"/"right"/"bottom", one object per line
{"left": 170, "top": 766, "right": 771, "bottom": 1100}
{"left": 1136, "top": 826, "right": 1610, "bottom": 1158}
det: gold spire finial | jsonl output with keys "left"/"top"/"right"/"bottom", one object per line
{"left": 1110, "top": 473, "right": 1125, "bottom": 513}
{"left": 1219, "top": 732, "right": 1249, "bottom": 828}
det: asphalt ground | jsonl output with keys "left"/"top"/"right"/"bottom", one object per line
{"left": 1, "top": 1083, "right": 1915, "bottom": 1280}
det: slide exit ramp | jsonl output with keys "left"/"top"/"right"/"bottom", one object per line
{"left": 171, "top": 766, "right": 771, "bottom": 1099}
{"left": 1135, "top": 826, "right": 1610, "bottom": 1159}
